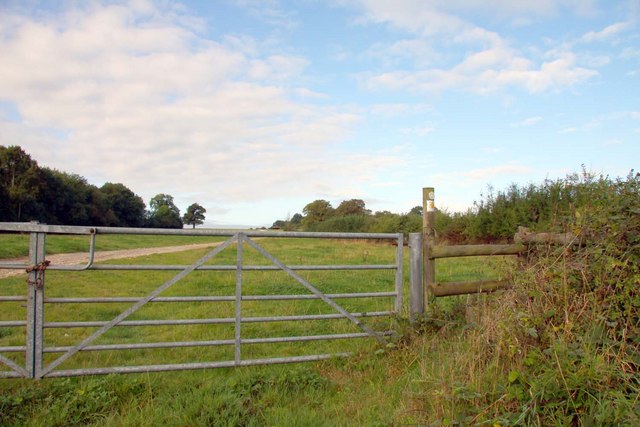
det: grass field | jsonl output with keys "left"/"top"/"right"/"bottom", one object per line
{"left": 0, "top": 232, "right": 226, "bottom": 259}
{"left": 0, "top": 235, "right": 503, "bottom": 426}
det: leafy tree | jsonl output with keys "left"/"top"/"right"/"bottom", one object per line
{"left": 147, "top": 193, "right": 183, "bottom": 228}
{"left": 334, "top": 199, "right": 370, "bottom": 217}
{"left": 100, "top": 183, "right": 146, "bottom": 227}
{"left": 302, "top": 199, "right": 334, "bottom": 229}
{"left": 183, "top": 203, "right": 207, "bottom": 228}
{"left": 57, "top": 172, "right": 92, "bottom": 225}
{"left": 290, "top": 213, "right": 303, "bottom": 225}
{"left": 409, "top": 205, "right": 423, "bottom": 216}
{"left": 0, "top": 146, "right": 43, "bottom": 221}
{"left": 271, "top": 219, "right": 286, "bottom": 229}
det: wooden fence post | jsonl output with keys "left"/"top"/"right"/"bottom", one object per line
{"left": 422, "top": 187, "right": 436, "bottom": 307}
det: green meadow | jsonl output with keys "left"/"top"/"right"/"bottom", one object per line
{"left": 0, "top": 233, "right": 225, "bottom": 259}
{"left": 0, "top": 235, "right": 501, "bottom": 426}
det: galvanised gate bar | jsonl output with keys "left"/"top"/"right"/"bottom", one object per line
{"left": 0, "top": 223, "right": 403, "bottom": 379}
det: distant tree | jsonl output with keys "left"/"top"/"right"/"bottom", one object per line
{"left": 0, "top": 146, "right": 44, "bottom": 221}
{"left": 290, "top": 213, "right": 303, "bottom": 225}
{"left": 335, "top": 199, "right": 371, "bottom": 217}
{"left": 183, "top": 203, "right": 206, "bottom": 228}
{"left": 147, "top": 193, "right": 183, "bottom": 228}
{"left": 59, "top": 172, "right": 97, "bottom": 225}
{"left": 409, "top": 205, "right": 423, "bottom": 216}
{"left": 100, "top": 183, "right": 146, "bottom": 227}
{"left": 302, "top": 199, "right": 334, "bottom": 229}
{"left": 271, "top": 219, "right": 286, "bottom": 229}
{"left": 36, "top": 168, "right": 111, "bottom": 226}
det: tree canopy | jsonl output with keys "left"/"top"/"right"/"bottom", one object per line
{"left": 0, "top": 145, "right": 42, "bottom": 221}
{"left": 302, "top": 199, "right": 334, "bottom": 228}
{"left": 0, "top": 145, "right": 187, "bottom": 229}
{"left": 147, "top": 193, "right": 183, "bottom": 229}
{"left": 334, "top": 199, "right": 370, "bottom": 217}
{"left": 183, "top": 203, "right": 207, "bottom": 228}
{"left": 101, "top": 183, "right": 146, "bottom": 227}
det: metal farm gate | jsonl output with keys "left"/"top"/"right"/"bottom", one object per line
{"left": 0, "top": 223, "right": 403, "bottom": 379}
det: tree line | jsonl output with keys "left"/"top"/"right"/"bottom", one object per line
{"left": 5, "top": 145, "right": 632, "bottom": 240}
{"left": 271, "top": 198, "right": 425, "bottom": 235}
{"left": 0, "top": 145, "right": 206, "bottom": 228}
{"left": 273, "top": 168, "right": 638, "bottom": 243}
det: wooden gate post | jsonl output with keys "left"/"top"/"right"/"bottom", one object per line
{"left": 422, "top": 188, "right": 436, "bottom": 307}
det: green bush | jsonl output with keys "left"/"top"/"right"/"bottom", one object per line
{"left": 409, "top": 170, "right": 640, "bottom": 425}
{"left": 307, "top": 214, "right": 371, "bottom": 232}
{"left": 471, "top": 171, "right": 640, "bottom": 424}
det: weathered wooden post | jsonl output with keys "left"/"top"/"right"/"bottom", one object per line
{"left": 422, "top": 187, "right": 436, "bottom": 307}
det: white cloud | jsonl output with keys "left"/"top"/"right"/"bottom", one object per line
{"left": 0, "top": 1, "right": 405, "bottom": 215}
{"left": 293, "top": 87, "right": 329, "bottom": 99}
{"left": 511, "top": 116, "right": 543, "bottom": 127}
{"left": 400, "top": 125, "right": 435, "bottom": 136}
{"left": 364, "top": 38, "right": 441, "bottom": 67}
{"left": 348, "top": 0, "right": 599, "bottom": 34}
{"left": 582, "top": 54, "right": 610, "bottom": 67}
{"left": 621, "top": 47, "right": 640, "bottom": 58}
{"left": 232, "top": 0, "right": 299, "bottom": 31}
{"left": 556, "top": 111, "right": 640, "bottom": 134}
{"left": 559, "top": 127, "right": 578, "bottom": 133}
{"left": 369, "top": 103, "right": 432, "bottom": 116}
{"left": 580, "top": 21, "right": 633, "bottom": 43}
{"left": 365, "top": 49, "right": 596, "bottom": 94}
{"left": 348, "top": 1, "right": 598, "bottom": 95}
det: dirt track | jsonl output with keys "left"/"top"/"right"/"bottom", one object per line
{"left": 0, "top": 243, "right": 218, "bottom": 279}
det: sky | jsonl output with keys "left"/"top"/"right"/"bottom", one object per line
{"left": 0, "top": 0, "right": 638, "bottom": 228}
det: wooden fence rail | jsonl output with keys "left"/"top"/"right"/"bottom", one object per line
{"left": 409, "top": 187, "right": 576, "bottom": 322}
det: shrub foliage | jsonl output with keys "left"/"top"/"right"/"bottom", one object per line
{"left": 415, "top": 170, "right": 640, "bottom": 425}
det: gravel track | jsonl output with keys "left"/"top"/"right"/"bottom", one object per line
{"left": 0, "top": 242, "right": 219, "bottom": 279}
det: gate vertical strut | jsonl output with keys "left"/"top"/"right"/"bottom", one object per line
{"left": 26, "top": 230, "right": 46, "bottom": 378}
{"left": 235, "top": 234, "right": 243, "bottom": 365}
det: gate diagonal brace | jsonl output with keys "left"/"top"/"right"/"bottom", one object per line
{"left": 244, "top": 236, "right": 388, "bottom": 345}
{"left": 0, "top": 353, "right": 29, "bottom": 377}
{"left": 38, "top": 235, "right": 239, "bottom": 378}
